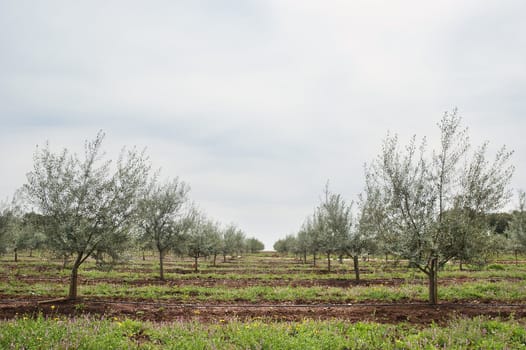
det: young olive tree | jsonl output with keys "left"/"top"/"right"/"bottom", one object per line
{"left": 295, "top": 226, "right": 310, "bottom": 264}
{"left": 245, "top": 237, "right": 265, "bottom": 253}
{"left": 220, "top": 224, "right": 245, "bottom": 261}
{"left": 316, "top": 185, "right": 353, "bottom": 273}
{"left": 273, "top": 234, "right": 297, "bottom": 255}
{"left": 316, "top": 185, "right": 368, "bottom": 279}
{"left": 18, "top": 213, "right": 47, "bottom": 258}
{"left": 507, "top": 190, "right": 526, "bottom": 263}
{"left": 359, "top": 179, "right": 399, "bottom": 262}
{"left": 136, "top": 177, "right": 192, "bottom": 280}
{"left": 364, "top": 111, "right": 513, "bottom": 304}
{"left": 23, "top": 131, "right": 150, "bottom": 300}
{"left": 185, "top": 213, "right": 217, "bottom": 272}
{"left": 305, "top": 214, "right": 324, "bottom": 267}
{"left": 0, "top": 202, "right": 15, "bottom": 255}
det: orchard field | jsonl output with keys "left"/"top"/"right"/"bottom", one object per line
{"left": 1, "top": 251, "right": 526, "bottom": 349}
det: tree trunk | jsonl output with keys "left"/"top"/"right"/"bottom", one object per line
{"left": 223, "top": 254, "right": 227, "bottom": 263}
{"left": 338, "top": 255, "right": 343, "bottom": 264}
{"left": 303, "top": 251, "right": 307, "bottom": 264}
{"left": 14, "top": 248, "right": 17, "bottom": 263}
{"left": 68, "top": 254, "right": 83, "bottom": 300}
{"left": 29, "top": 248, "right": 33, "bottom": 257}
{"left": 142, "top": 250, "right": 146, "bottom": 261}
{"left": 68, "top": 266, "right": 79, "bottom": 300}
{"left": 353, "top": 255, "right": 360, "bottom": 281}
{"left": 515, "top": 251, "right": 518, "bottom": 266}
{"left": 459, "top": 260, "right": 463, "bottom": 271}
{"left": 213, "top": 254, "right": 217, "bottom": 267}
{"left": 313, "top": 253, "right": 317, "bottom": 267}
{"left": 327, "top": 253, "right": 331, "bottom": 272}
{"left": 194, "top": 256, "right": 199, "bottom": 273}
{"left": 159, "top": 250, "right": 165, "bottom": 280}
{"left": 428, "top": 257, "right": 438, "bottom": 305}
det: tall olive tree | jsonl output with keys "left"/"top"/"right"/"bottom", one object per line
{"left": 136, "top": 177, "right": 192, "bottom": 280}
{"left": 23, "top": 131, "right": 150, "bottom": 299}
{"left": 364, "top": 111, "right": 513, "bottom": 304}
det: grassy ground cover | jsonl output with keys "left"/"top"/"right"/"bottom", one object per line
{"left": 2, "top": 252, "right": 526, "bottom": 348}
{"left": 2, "top": 279, "right": 526, "bottom": 304}
{"left": 2, "top": 253, "right": 526, "bottom": 282}
{"left": 2, "top": 252, "right": 526, "bottom": 304}
{"left": 1, "top": 315, "right": 525, "bottom": 349}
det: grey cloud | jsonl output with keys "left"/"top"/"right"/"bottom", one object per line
{"left": 1, "top": 1, "right": 525, "bottom": 248}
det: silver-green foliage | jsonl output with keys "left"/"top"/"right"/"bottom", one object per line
{"left": 0, "top": 202, "right": 14, "bottom": 254}
{"left": 185, "top": 213, "right": 219, "bottom": 260}
{"left": 362, "top": 110, "right": 514, "bottom": 302}
{"left": 22, "top": 131, "right": 150, "bottom": 298}
{"left": 136, "top": 177, "right": 191, "bottom": 268}
{"left": 507, "top": 190, "right": 526, "bottom": 253}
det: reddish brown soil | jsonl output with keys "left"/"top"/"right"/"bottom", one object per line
{"left": 3, "top": 256, "right": 525, "bottom": 325}
{"left": 0, "top": 298, "right": 524, "bottom": 325}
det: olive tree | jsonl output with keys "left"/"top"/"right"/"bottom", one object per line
{"left": 507, "top": 190, "right": 526, "bottom": 263}
{"left": 295, "top": 226, "right": 310, "bottom": 263}
{"left": 136, "top": 177, "right": 192, "bottom": 280}
{"left": 245, "top": 237, "right": 265, "bottom": 253}
{"left": 304, "top": 214, "right": 324, "bottom": 267}
{"left": 185, "top": 213, "right": 217, "bottom": 272}
{"left": 220, "top": 224, "right": 245, "bottom": 261}
{"left": 22, "top": 131, "right": 149, "bottom": 300}
{"left": 315, "top": 185, "right": 369, "bottom": 278}
{"left": 364, "top": 111, "right": 513, "bottom": 304}
{"left": 316, "top": 185, "right": 353, "bottom": 272}
{"left": 0, "top": 202, "right": 14, "bottom": 255}
{"left": 273, "top": 234, "right": 297, "bottom": 255}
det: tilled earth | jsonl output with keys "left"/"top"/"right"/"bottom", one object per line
{"left": 1, "top": 297, "right": 525, "bottom": 325}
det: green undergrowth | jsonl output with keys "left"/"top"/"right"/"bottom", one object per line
{"left": 3, "top": 251, "right": 526, "bottom": 278}
{"left": 1, "top": 315, "right": 525, "bottom": 349}
{"left": 3, "top": 261, "right": 526, "bottom": 283}
{"left": 2, "top": 280, "right": 526, "bottom": 304}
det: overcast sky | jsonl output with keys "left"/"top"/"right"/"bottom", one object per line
{"left": 1, "top": 1, "right": 525, "bottom": 250}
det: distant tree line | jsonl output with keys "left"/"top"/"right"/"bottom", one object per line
{"left": 274, "top": 110, "right": 523, "bottom": 305}
{"left": 0, "top": 131, "right": 264, "bottom": 300}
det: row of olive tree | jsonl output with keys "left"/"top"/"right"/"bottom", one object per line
{"left": 6, "top": 131, "right": 263, "bottom": 300}
{"left": 274, "top": 184, "right": 370, "bottom": 281}
{"left": 0, "top": 207, "right": 46, "bottom": 262}
{"left": 136, "top": 178, "right": 252, "bottom": 279}
{"left": 275, "top": 111, "right": 517, "bottom": 305}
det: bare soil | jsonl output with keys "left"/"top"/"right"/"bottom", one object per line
{"left": 0, "top": 298, "right": 524, "bottom": 325}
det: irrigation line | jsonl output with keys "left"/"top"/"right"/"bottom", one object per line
{"left": 2, "top": 298, "right": 525, "bottom": 310}
{"left": 81, "top": 300, "right": 526, "bottom": 309}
